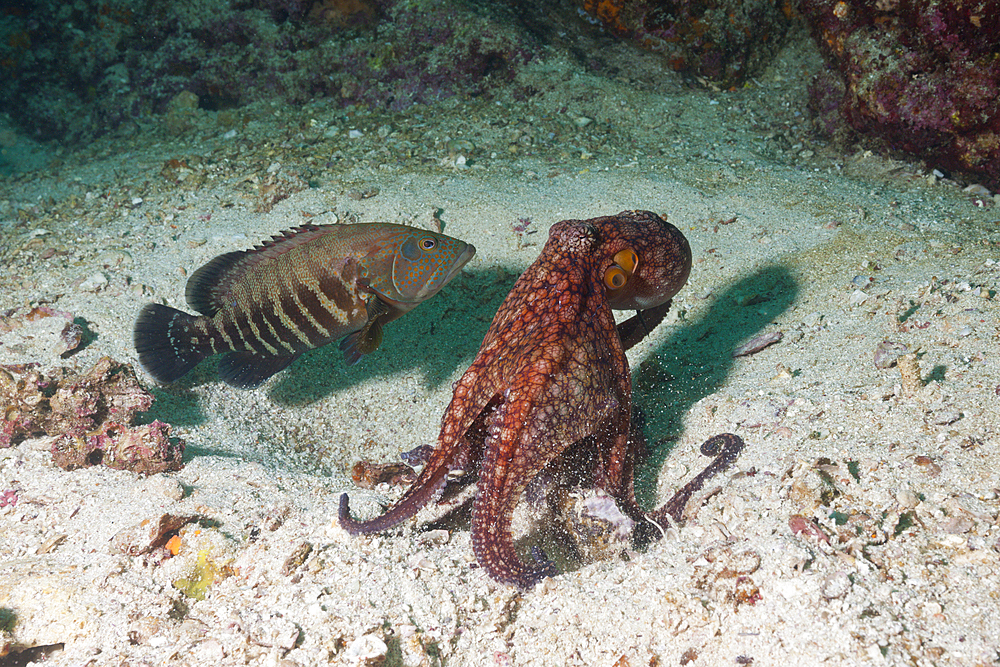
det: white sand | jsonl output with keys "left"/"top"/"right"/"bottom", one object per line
{"left": 2, "top": 27, "right": 1000, "bottom": 667}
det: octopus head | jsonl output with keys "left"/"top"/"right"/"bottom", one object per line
{"left": 599, "top": 210, "right": 692, "bottom": 311}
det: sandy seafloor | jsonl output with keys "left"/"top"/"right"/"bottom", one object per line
{"left": 2, "top": 24, "right": 1000, "bottom": 667}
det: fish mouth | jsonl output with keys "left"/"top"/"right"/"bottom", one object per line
{"left": 420, "top": 242, "right": 475, "bottom": 297}
{"left": 444, "top": 242, "right": 476, "bottom": 283}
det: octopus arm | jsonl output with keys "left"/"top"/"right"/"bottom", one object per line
{"left": 617, "top": 299, "right": 673, "bottom": 352}
{"left": 471, "top": 386, "right": 568, "bottom": 588}
{"left": 338, "top": 384, "right": 495, "bottom": 536}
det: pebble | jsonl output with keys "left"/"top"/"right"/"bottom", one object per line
{"left": 447, "top": 138, "right": 474, "bottom": 154}
{"left": 144, "top": 474, "right": 185, "bottom": 501}
{"left": 802, "top": 311, "right": 822, "bottom": 327}
{"left": 896, "top": 489, "right": 920, "bottom": 508}
{"left": 963, "top": 184, "right": 991, "bottom": 196}
{"left": 820, "top": 571, "right": 851, "bottom": 599}
{"left": 732, "top": 331, "right": 782, "bottom": 357}
{"left": 97, "top": 249, "right": 133, "bottom": 267}
{"left": 77, "top": 272, "right": 109, "bottom": 292}
{"left": 344, "top": 634, "right": 388, "bottom": 665}
{"left": 849, "top": 289, "right": 868, "bottom": 306}
{"left": 898, "top": 353, "right": 922, "bottom": 396}
{"left": 873, "top": 340, "right": 908, "bottom": 369}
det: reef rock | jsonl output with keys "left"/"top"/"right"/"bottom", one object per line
{"left": 0, "top": 356, "right": 183, "bottom": 475}
{"left": 801, "top": 0, "right": 1000, "bottom": 190}
{"left": 574, "top": 0, "right": 792, "bottom": 87}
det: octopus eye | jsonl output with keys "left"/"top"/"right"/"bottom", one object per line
{"left": 419, "top": 237, "right": 437, "bottom": 250}
{"left": 604, "top": 266, "right": 628, "bottom": 289}
{"left": 613, "top": 249, "right": 638, "bottom": 274}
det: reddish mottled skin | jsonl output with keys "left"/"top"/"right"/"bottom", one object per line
{"left": 340, "top": 210, "right": 742, "bottom": 587}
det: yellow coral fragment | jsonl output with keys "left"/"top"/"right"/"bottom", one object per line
{"left": 173, "top": 550, "right": 218, "bottom": 600}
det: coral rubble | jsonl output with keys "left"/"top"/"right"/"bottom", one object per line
{"left": 800, "top": 0, "right": 1000, "bottom": 190}
{"left": 0, "top": 356, "right": 184, "bottom": 475}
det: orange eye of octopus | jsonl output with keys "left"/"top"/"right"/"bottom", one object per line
{"left": 614, "top": 249, "right": 638, "bottom": 273}
{"left": 604, "top": 266, "right": 628, "bottom": 289}
{"left": 604, "top": 248, "right": 638, "bottom": 290}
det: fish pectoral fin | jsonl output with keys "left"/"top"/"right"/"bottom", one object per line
{"left": 338, "top": 296, "right": 392, "bottom": 366}
{"left": 339, "top": 318, "right": 383, "bottom": 366}
{"left": 218, "top": 351, "right": 299, "bottom": 389}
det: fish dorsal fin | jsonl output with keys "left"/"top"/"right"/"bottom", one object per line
{"left": 185, "top": 224, "right": 334, "bottom": 316}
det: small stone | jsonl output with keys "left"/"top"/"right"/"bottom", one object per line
{"left": 820, "top": 571, "right": 851, "bottom": 599}
{"left": 914, "top": 455, "right": 942, "bottom": 476}
{"left": 77, "top": 272, "right": 109, "bottom": 292}
{"left": 97, "top": 249, "right": 132, "bottom": 267}
{"left": 802, "top": 311, "right": 822, "bottom": 327}
{"left": 896, "top": 489, "right": 920, "bottom": 509}
{"left": 144, "top": 474, "right": 185, "bottom": 501}
{"left": 111, "top": 513, "right": 200, "bottom": 556}
{"left": 898, "top": 353, "right": 922, "bottom": 397}
{"left": 849, "top": 289, "right": 868, "bottom": 305}
{"left": 874, "top": 340, "right": 908, "bottom": 369}
{"left": 344, "top": 634, "right": 388, "bottom": 666}
{"left": 963, "top": 184, "right": 991, "bottom": 196}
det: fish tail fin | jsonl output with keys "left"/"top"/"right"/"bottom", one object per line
{"left": 133, "top": 303, "right": 212, "bottom": 384}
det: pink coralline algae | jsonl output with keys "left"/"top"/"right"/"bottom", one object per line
{"left": 0, "top": 489, "right": 18, "bottom": 508}
{"left": 0, "top": 356, "right": 184, "bottom": 475}
{"left": 800, "top": 0, "right": 1000, "bottom": 190}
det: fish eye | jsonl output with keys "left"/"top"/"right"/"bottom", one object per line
{"left": 420, "top": 237, "right": 437, "bottom": 250}
{"left": 604, "top": 266, "right": 628, "bottom": 290}
{"left": 613, "top": 249, "right": 638, "bottom": 274}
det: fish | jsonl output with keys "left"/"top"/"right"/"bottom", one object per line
{"left": 133, "top": 222, "right": 475, "bottom": 389}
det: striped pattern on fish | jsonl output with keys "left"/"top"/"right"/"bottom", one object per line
{"left": 134, "top": 222, "right": 475, "bottom": 388}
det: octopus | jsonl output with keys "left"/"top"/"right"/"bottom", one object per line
{"left": 339, "top": 210, "right": 744, "bottom": 588}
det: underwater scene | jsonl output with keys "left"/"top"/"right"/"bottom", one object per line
{"left": 1, "top": 1, "right": 999, "bottom": 664}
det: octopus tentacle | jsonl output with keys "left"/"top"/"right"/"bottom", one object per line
{"left": 339, "top": 441, "right": 461, "bottom": 535}
{"left": 471, "top": 394, "right": 562, "bottom": 588}
{"left": 647, "top": 433, "right": 745, "bottom": 526}
{"left": 338, "top": 470, "right": 448, "bottom": 536}
{"left": 617, "top": 300, "right": 673, "bottom": 351}
{"left": 340, "top": 392, "right": 498, "bottom": 536}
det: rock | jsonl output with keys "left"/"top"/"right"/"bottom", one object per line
{"left": 574, "top": 0, "right": 792, "bottom": 87}
{"left": 801, "top": 0, "right": 1000, "bottom": 190}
